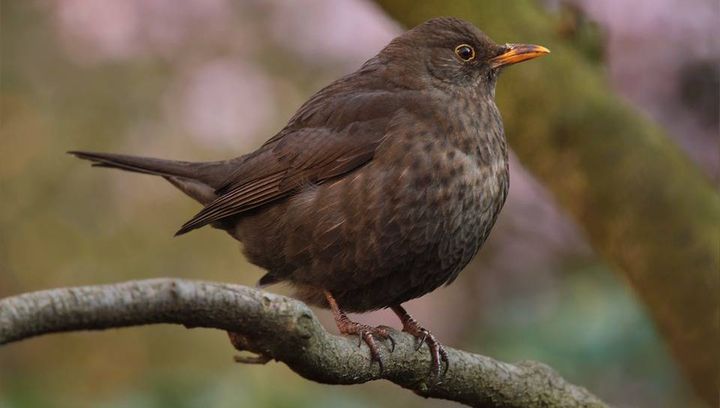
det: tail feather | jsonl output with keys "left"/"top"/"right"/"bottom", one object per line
{"left": 69, "top": 150, "right": 234, "bottom": 207}
{"left": 69, "top": 151, "right": 206, "bottom": 180}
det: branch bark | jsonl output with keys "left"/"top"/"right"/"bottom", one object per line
{"left": 0, "top": 278, "right": 607, "bottom": 408}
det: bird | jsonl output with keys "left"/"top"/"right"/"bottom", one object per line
{"left": 70, "top": 17, "right": 549, "bottom": 380}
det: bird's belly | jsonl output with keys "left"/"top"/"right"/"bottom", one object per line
{"left": 279, "top": 142, "right": 508, "bottom": 312}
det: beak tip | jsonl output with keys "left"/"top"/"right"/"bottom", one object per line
{"left": 490, "top": 43, "right": 551, "bottom": 68}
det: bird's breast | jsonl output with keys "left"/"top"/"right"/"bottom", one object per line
{"left": 355, "top": 119, "right": 509, "bottom": 284}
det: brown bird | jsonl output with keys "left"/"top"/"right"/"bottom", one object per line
{"left": 70, "top": 17, "right": 549, "bottom": 379}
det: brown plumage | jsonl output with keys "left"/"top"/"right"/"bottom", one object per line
{"left": 71, "top": 17, "right": 549, "bottom": 379}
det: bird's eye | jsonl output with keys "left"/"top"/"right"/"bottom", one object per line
{"left": 454, "top": 44, "right": 475, "bottom": 61}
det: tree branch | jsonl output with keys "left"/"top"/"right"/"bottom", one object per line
{"left": 0, "top": 278, "right": 607, "bottom": 407}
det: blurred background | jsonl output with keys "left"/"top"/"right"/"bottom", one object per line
{"left": 1, "top": 1, "right": 718, "bottom": 407}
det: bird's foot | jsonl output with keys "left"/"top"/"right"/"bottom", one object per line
{"left": 324, "top": 291, "right": 395, "bottom": 374}
{"left": 336, "top": 318, "right": 396, "bottom": 372}
{"left": 391, "top": 305, "right": 449, "bottom": 383}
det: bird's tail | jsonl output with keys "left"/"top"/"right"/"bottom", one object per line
{"left": 69, "top": 151, "right": 207, "bottom": 179}
{"left": 68, "top": 151, "right": 235, "bottom": 205}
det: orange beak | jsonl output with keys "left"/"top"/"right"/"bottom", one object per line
{"left": 489, "top": 43, "right": 550, "bottom": 69}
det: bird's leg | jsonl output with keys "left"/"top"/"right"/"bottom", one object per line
{"left": 391, "top": 304, "right": 449, "bottom": 382}
{"left": 324, "top": 290, "right": 395, "bottom": 373}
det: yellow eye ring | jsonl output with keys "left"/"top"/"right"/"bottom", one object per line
{"left": 454, "top": 44, "right": 475, "bottom": 61}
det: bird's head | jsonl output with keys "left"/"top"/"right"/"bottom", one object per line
{"left": 380, "top": 17, "right": 549, "bottom": 93}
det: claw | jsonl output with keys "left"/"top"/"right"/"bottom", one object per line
{"left": 391, "top": 305, "right": 449, "bottom": 384}
{"left": 440, "top": 346, "right": 450, "bottom": 376}
{"left": 426, "top": 334, "right": 447, "bottom": 383}
{"left": 415, "top": 329, "right": 428, "bottom": 351}
{"left": 362, "top": 331, "right": 384, "bottom": 373}
{"left": 376, "top": 325, "right": 397, "bottom": 352}
{"left": 348, "top": 326, "right": 393, "bottom": 374}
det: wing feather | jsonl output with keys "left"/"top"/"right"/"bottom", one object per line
{"left": 175, "top": 81, "right": 417, "bottom": 235}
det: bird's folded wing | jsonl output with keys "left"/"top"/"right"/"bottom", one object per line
{"left": 174, "top": 88, "right": 405, "bottom": 235}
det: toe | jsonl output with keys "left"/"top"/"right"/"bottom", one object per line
{"left": 361, "top": 331, "right": 385, "bottom": 374}
{"left": 414, "top": 329, "right": 429, "bottom": 351}
{"left": 373, "top": 325, "right": 396, "bottom": 352}
{"left": 439, "top": 345, "right": 450, "bottom": 376}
